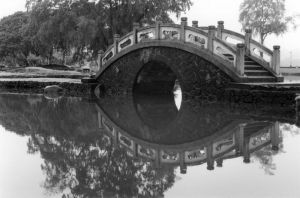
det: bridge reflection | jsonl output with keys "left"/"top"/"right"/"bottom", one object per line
{"left": 96, "top": 94, "right": 282, "bottom": 174}
{"left": 0, "top": 93, "right": 293, "bottom": 197}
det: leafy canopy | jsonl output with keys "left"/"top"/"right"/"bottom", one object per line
{"left": 239, "top": 0, "right": 295, "bottom": 44}
{"left": 0, "top": 0, "right": 192, "bottom": 66}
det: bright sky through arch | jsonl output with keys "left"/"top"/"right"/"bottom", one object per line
{"left": 0, "top": 0, "right": 299, "bottom": 66}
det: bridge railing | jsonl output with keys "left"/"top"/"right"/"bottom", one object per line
{"left": 98, "top": 18, "right": 240, "bottom": 76}
{"left": 201, "top": 21, "right": 281, "bottom": 75}
{"left": 97, "top": 18, "right": 280, "bottom": 77}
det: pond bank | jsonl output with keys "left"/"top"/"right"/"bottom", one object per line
{"left": 226, "top": 82, "right": 300, "bottom": 106}
{"left": 0, "top": 78, "right": 300, "bottom": 105}
{"left": 0, "top": 78, "right": 96, "bottom": 97}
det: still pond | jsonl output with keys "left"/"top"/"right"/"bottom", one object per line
{"left": 0, "top": 92, "right": 300, "bottom": 198}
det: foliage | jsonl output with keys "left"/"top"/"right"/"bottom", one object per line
{"left": 0, "top": 12, "right": 30, "bottom": 66}
{"left": 0, "top": 0, "right": 192, "bottom": 66}
{"left": 239, "top": 0, "right": 295, "bottom": 44}
{"left": 26, "top": 53, "right": 44, "bottom": 66}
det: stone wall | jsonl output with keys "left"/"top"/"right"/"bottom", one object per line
{"left": 98, "top": 46, "right": 233, "bottom": 100}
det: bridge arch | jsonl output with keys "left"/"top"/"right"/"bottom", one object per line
{"left": 96, "top": 43, "right": 234, "bottom": 98}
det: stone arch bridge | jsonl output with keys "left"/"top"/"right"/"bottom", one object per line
{"left": 87, "top": 18, "right": 283, "bottom": 95}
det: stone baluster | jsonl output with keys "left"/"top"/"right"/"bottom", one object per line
{"left": 180, "top": 17, "right": 188, "bottom": 41}
{"left": 236, "top": 43, "right": 245, "bottom": 76}
{"left": 192, "top": 20, "right": 198, "bottom": 28}
{"left": 113, "top": 130, "right": 119, "bottom": 148}
{"left": 133, "top": 22, "right": 140, "bottom": 44}
{"left": 235, "top": 124, "right": 244, "bottom": 154}
{"left": 179, "top": 152, "right": 187, "bottom": 174}
{"left": 97, "top": 112, "right": 103, "bottom": 129}
{"left": 155, "top": 149, "right": 161, "bottom": 169}
{"left": 133, "top": 143, "right": 138, "bottom": 158}
{"left": 155, "top": 20, "right": 162, "bottom": 40}
{"left": 245, "top": 29, "right": 252, "bottom": 55}
{"left": 243, "top": 137, "right": 250, "bottom": 163}
{"left": 217, "top": 21, "right": 224, "bottom": 39}
{"left": 208, "top": 25, "right": 216, "bottom": 53}
{"left": 113, "top": 34, "right": 120, "bottom": 55}
{"left": 206, "top": 143, "right": 214, "bottom": 170}
{"left": 272, "top": 45, "right": 281, "bottom": 75}
{"left": 216, "top": 158, "right": 223, "bottom": 167}
{"left": 98, "top": 50, "right": 104, "bottom": 70}
{"left": 271, "top": 122, "right": 280, "bottom": 151}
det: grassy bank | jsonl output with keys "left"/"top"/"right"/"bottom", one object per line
{"left": 0, "top": 67, "right": 90, "bottom": 79}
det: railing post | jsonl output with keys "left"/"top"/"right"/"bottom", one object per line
{"left": 133, "top": 142, "right": 138, "bottom": 158}
{"left": 155, "top": 20, "right": 162, "bottom": 40}
{"left": 113, "top": 34, "right": 120, "bottom": 54}
{"left": 243, "top": 137, "right": 250, "bottom": 163}
{"left": 216, "top": 158, "right": 223, "bottom": 167}
{"left": 208, "top": 25, "right": 216, "bottom": 53}
{"left": 155, "top": 149, "right": 161, "bottom": 169}
{"left": 244, "top": 29, "right": 252, "bottom": 55}
{"left": 97, "top": 111, "right": 103, "bottom": 129}
{"left": 236, "top": 43, "right": 245, "bottom": 76}
{"left": 132, "top": 22, "right": 140, "bottom": 44}
{"left": 98, "top": 50, "right": 104, "bottom": 70}
{"left": 113, "top": 130, "right": 119, "bottom": 148}
{"left": 235, "top": 124, "right": 244, "bottom": 154}
{"left": 206, "top": 143, "right": 214, "bottom": 170}
{"left": 179, "top": 152, "right": 187, "bottom": 174}
{"left": 180, "top": 17, "right": 188, "bottom": 41}
{"left": 192, "top": 20, "right": 198, "bottom": 28}
{"left": 271, "top": 122, "right": 280, "bottom": 151}
{"left": 272, "top": 45, "right": 281, "bottom": 75}
{"left": 217, "top": 21, "right": 224, "bottom": 39}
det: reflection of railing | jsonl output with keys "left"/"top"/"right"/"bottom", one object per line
{"left": 96, "top": 104, "right": 282, "bottom": 174}
{"left": 96, "top": 18, "right": 281, "bottom": 78}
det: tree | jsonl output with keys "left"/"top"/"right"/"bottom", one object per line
{"left": 25, "top": 0, "right": 192, "bottom": 63}
{"left": 0, "top": 12, "right": 31, "bottom": 66}
{"left": 239, "top": 0, "right": 295, "bottom": 44}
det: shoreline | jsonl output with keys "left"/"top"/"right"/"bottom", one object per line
{"left": 0, "top": 78, "right": 96, "bottom": 97}
{"left": 0, "top": 77, "right": 299, "bottom": 106}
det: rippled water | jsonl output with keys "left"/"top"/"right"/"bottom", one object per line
{"left": 0, "top": 92, "right": 300, "bottom": 198}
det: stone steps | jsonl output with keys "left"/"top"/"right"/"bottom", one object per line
{"left": 245, "top": 65, "right": 265, "bottom": 70}
{"left": 246, "top": 76, "right": 276, "bottom": 82}
{"left": 244, "top": 60, "right": 257, "bottom": 65}
{"left": 221, "top": 54, "right": 278, "bottom": 82}
{"left": 244, "top": 70, "right": 270, "bottom": 76}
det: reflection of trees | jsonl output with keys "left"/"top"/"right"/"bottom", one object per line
{"left": 281, "top": 124, "right": 300, "bottom": 136}
{"left": 28, "top": 132, "right": 175, "bottom": 197}
{"left": 0, "top": 94, "right": 98, "bottom": 137}
{"left": 252, "top": 144, "right": 283, "bottom": 175}
{"left": 0, "top": 94, "right": 175, "bottom": 197}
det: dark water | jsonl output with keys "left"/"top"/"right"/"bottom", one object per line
{"left": 0, "top": 92, "right": 300, "bottom": 198}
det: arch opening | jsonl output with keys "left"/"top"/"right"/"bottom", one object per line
{"left": 134, "top": 61, "right": 178, "bottom": 95}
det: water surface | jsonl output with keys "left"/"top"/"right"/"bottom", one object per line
{"left": 0, "top": 93, "right": 300, "bottom": 198}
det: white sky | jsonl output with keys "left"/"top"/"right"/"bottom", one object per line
{"left": 0, "top": 0, "right": 299, "bottom": 65}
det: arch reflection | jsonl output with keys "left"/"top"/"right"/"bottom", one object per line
{"left": 96, "top": 98, "right": 283, "bottom": 174}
